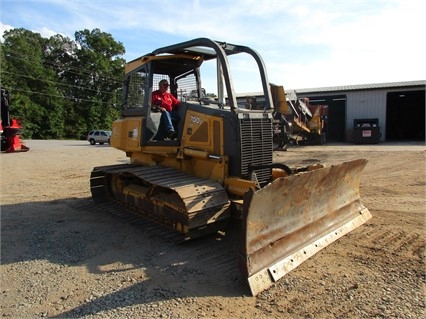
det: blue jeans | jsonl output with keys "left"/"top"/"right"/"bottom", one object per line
{"left": 157, "top": 110, "right": 180, "bottom": 139}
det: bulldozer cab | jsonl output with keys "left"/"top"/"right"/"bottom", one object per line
{"left": 119, "top": 38, "right": 274, "bottom": 146}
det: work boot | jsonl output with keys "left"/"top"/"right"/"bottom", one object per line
{"left": 167, "top": 131, "right": 177, "bottom": 139}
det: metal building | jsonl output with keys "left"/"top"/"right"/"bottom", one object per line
{"left": 291, "top": 80, "right": 425, "bottom": 143}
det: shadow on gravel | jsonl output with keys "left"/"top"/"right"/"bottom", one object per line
{"left": 1, "top": 197, "right": 247, "bottom": 316}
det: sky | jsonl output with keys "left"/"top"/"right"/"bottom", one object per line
{"left": 0, "top": 0, "right": 425, "bottom": 91}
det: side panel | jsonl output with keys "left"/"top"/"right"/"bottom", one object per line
{"left": 111, "top": 117, "right": 143, "bottom": 152}
{"left": 180, "top": 108, "right": 224, "bottom": 155}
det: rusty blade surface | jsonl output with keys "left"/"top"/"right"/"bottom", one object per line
{"left": 240, "top": 159, "right": 372, "bottom": 296}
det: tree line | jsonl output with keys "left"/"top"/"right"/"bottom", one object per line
{"left": 1, "top": 28, "right": 125, "bottom": 139}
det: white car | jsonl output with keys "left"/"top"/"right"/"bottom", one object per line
{"left": 87, "top": 130, "right": 111, "bottom": 145}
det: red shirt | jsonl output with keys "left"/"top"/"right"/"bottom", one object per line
{"left": 152, "top": 90, "right": 179, "bottom": 112}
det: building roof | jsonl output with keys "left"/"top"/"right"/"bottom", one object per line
{"left": 292, "top": 80, "right": 426, "bottom": 94}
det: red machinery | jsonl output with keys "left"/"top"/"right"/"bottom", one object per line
{"left": 1, "top": 87, "right": 29, "bottom": 153}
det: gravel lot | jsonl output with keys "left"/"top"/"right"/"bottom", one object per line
{"left": 1, "top": 140, "right": 425, "bottom": 318}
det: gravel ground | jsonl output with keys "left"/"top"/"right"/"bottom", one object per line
{"left": 1, "top": 140, "right": 425, "bottom": 318}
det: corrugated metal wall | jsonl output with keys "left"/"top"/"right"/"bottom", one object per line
{"left": 245, "top": 81, "right": 425, "bottom": 143}
{"left": 297, "top": 85, "right": 424, "bottom": 142}
{"left": 345, "top": 90, "right": 387, "bottom": 142}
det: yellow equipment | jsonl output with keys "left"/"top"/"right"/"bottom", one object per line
{"left": 285, "top": 97, "right": 328, "bottom": 145}
{"left": 270, "top": 84, "right": 329, "bottom": 148}
{"left": 90, "top": 38, "right": 371, "bottom": 296}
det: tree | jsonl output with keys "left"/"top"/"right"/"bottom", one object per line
{"left": 1, "top": 28, "right": 64, "bottom": 138}
{"left": 44, "top": 34, "right": 80, "bottom": 138}
{"left": 71, "top": 28, "right": 125, "bottom": 136}
{"left": 1, "top": 27, "right": 125, "bottom": 139}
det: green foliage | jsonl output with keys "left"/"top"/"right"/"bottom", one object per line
{"left": 0, "top": 27, "right": 125, "bottom": 139}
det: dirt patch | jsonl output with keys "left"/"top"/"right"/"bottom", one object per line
{"left": 1, "top": 140, "right": 425, "bottom": 318}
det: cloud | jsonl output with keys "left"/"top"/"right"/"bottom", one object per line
{"left": 255, "top": 0, "right": 426, "bottom": 88}
{"left": 0, "top": 22, "right": 13, "bottom": 41}
{"left": 1, "top": 0, "right": 424, "bottom": 89}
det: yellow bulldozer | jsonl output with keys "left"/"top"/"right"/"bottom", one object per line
{"left": 90, "top": 38, "right": 371, "bottom": 296}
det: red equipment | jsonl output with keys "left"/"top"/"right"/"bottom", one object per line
{"left": 1, "top": 87, "right": 29, "bottom": 153}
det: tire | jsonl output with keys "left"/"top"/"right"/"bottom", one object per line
{"left": 89, "top": 139, "right": 96, "bottom": 145}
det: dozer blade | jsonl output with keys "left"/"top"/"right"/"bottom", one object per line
{"left": 240, "top": 159, "right": 372, "bottom": 296}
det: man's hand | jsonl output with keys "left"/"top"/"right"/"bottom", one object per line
{"left": 151, "top": 105, "right": 161, "bottom": 112}
{"left": 151, "top": 106, "right": 166, "bottom": 113}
